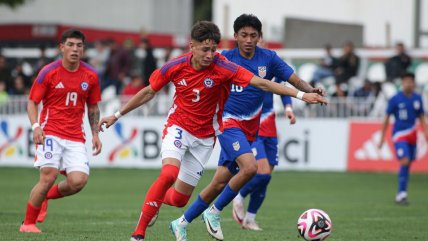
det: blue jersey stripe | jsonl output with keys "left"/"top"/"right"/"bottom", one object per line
{"left": 36, "top": 60, "right": 62, "bottom": 84}
{"left": 160, "top": 56, "right": 187, "bottom": 75}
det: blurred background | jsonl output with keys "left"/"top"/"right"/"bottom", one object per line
{"left": 0, "top": 0, "right": 427, "bottom": 172}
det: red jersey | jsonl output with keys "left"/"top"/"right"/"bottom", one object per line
{"left": 150, "top": 52, "right": 254, "bottom": 138}
{"left": 29, "top": 60, "right": 101, "bottom": 143}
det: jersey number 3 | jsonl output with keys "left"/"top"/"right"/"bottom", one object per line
{"left": 66, "top": 92, "right": 78, "bottom": 106}
{"left": 192, "top": 89, "right": 200, "bottom": 102}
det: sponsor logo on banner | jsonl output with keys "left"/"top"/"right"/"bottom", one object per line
{"left": 0, "top": 120, "right": 24, "bottom": 159}
{"left": 108, "top": 122, "right": 139, "bottom": 163}
{"left": 347, "top": 122, "right": 428, "bottom": 172}
{"left": 258, "top": 66, "right": 266, "bottom": 78}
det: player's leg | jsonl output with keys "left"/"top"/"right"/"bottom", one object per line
{"left": 131, "top": 125, "right": 186, "bottom": 241}
{"left": 233, "top": 137, "right": 266, "bottom": 224}
{"left": 171, "top": 166, "right": 234, "bottom": 241}
{"left": 394, "top": 142, "right": 413, "bottom": 205}
{"left": 242, "top": 137, "right": 277, "bottom": 230}
{"left": 21, "top": 136, "right": 63, "bottom": 232}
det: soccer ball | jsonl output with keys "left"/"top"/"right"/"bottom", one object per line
{"left": 297, "top": 209, "right": 332, "bottom": 241}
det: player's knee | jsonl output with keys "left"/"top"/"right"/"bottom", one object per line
{"left": 240, "top": 162, "right": 258, "bottom": 178}
{"left": 39, "top": 172, "right": 58, "bottom": 189}
{"left": 400, "top": 158, "right": 411, "bottom": 166}
{"left": 68, "top": 178, "right": 88, "bottom": 194}
{"left": 159, "top": 164, "right": 180, "bottom": 185}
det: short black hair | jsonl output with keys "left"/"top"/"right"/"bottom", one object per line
{"left": 233, "top": 14, "right": 262, "bottom": 34}
{"left": 401, "top": 72, "right": 415, "bottom": 80}
{"left": 191, "top": 21, "right": 221, "bottom": 44}
{"left": 61, "top": 29, "right": 85, "bottom": 44}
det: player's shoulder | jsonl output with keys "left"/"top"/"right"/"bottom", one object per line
{"left": 412, "top": 92, "right": 423, "bottom": 100}
{"left": 160, "top": 52, "right": 190, "bottom": 75}
{"left": 221, "top": 48, "right": 238, "bottom": 59}
{"left": 256, "top": 46, "right": 277, "bottom": 58}
{"left": 35, "top": 59, "right": 62, "bottom": 84}
{"left": 213, "top": 52, "right": 239, "bottom": 73}
{"left": 79, "top": 61, "right": 98, "bottom": 75}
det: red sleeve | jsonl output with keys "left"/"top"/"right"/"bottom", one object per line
{"left": 149, "top": 69, "right": 170, "bottom": 92}
{"left": 28, "top": 73, "right": 49, "bottom": 104}
{"left": 232, "top": 65, "right": 254, "bottom": 88}
{"left": 87, "top": 74, "right": 101, "bottom": 105}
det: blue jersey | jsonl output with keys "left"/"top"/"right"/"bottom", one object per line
{"left": 221, "top": 47, "right": 294, "bottom": 141}
{"left": 386, "top": 91, "right": 424, "bottom": 144}
{"left": 259, "top": 86, "right": 292, "bottom": 137}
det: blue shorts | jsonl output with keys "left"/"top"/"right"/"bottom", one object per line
{"left": 394, "top": 141, "right": 417, "bottom": 161}
{"left": 251, "top": 136, "right": 279, "bottom": 166}
{"left": 218, "top": 128, "right": 253, "bottom": 175}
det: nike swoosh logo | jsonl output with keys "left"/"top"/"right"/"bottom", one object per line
{"left": 206, "top": 217, "right": 218, "bottom": 234}
{"left": 233, "top": 209, "right": 243, "bottom": 223}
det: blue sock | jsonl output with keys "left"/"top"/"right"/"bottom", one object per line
{"left": 239, "top": 174, "right": 262, "bottom": 198}
{"left": 183, "top": 195, "right": 209, "bottom": 223}
{"left": 398, "top": 165, "right": 410, "bottom": 193}
{"left": 214, "top": 184, "right": 238, "bottom": 211}
{"left": 247, "top": 174, "right": 271, "bottom": 214}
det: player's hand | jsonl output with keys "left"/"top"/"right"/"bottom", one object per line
{"left": 302, "top": 93, "right": 328, "bottom": 105}
{"left": 285, "top": 109, "right": 296, "bottom": 125}
{"left": 33, "top": 127, "right": 45, "bottom": 146}
{"left": 311, "top": 87, "right": 326, "bottom": 97}
{"left": 92, "top": 135, "right": 102, "bottom": 156}
{"left": 98, "top": 115, "right": 118, "bottom": 132}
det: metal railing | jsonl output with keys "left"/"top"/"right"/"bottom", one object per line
{"left": 0, "top": 94, "right": 387, "bottom": 119}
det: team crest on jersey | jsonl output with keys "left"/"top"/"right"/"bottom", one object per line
{"left": 174, "top": 140, "right": 182, "bottom": 148}
{"left": 44, "top": 152, "right": 53, "bottom": 159}
{"left": 81, "top": 81, "right": 89, "bottom": 91}
{"left": 232, "top": 141, "right": 240, "bottom": 151}
{"left": 414, "top": 101, "right": 420, "bottom": 110}
{"left": 204, "top": 78, "right": 215, "bottom": 88}
{"left": 258, "top": 66, "right": 266, "bottom": 78}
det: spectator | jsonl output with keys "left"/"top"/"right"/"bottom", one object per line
{"left": 121, "top": 73, "right": 145, "bottom": 97}
{"left": 9, "top": 75, "right": 28, "bottom": 95}
{"left": 34, "top": 45, "right": 53, "bottom": 75}
{"left": 385, "top": 42, "right": 412, "bottom": 83}
{"left": 139, "top": 38, "right": 157, "bottom": 87}
{"left": 312, "top": 44, "right": 338, "bottom": 85}
{"left": 353, "top": 79, "right": 375, "bottom": 99}
{"left": 334, "top": 41, "right": 360, "bottom": 96}
{"left": 11, "top": 60, "right": 32, "bottom": 90}
{"left": 103, "top": 39, "right": 132, "bottom": 94}
{"left": 0, "top": 55, "right": 12, "bottom": 93}
{"left": 0, "top": 81, "right": 8, "bottom": 106}
{"left": 89, "top": 40, "right": 110, "bottom": 78}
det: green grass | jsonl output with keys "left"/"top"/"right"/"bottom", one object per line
{"left": 1, "top": 168, "right": 427, "bottom": 241}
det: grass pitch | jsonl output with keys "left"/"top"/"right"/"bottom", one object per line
{"left": 1, "top": 167, "right": 427, "bottom": 241}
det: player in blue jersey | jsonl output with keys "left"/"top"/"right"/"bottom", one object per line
{"left": 170, "top": 14, "right": 325, "bottom": 241}
{"left": 232, "top": 85, "right": 296, "bottom": 231}
{"left": 378, "top": 72, "right": 428, "bottom": 205}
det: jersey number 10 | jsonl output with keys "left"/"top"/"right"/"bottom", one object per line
{"left": 66, "top": 92, "right": 78, "bottom": 106}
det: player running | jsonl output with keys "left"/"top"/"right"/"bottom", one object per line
{"left": 232, "top": 82, "right": 296, "bottom": 231}
{"left": 378, "top": 72, "right": 428, "bottom": 205}
{"left": 170, "top": 14, "right": 326, "bottom": 241}
{"left": 98, "top": 21, "right": 325, "bottom": 241}
{"left": 20, "top": 29, "right": 102, "bottom": 233}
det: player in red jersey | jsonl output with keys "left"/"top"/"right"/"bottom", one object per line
{"left": 98, "top": 21, "right": 325, "bottom": 241}
{"left": 20, "top": 29, "right": 102, "bottom": 233}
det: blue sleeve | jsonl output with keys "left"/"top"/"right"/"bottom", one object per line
{"left": 386, "top": 97, "right": 395, "bottom": 115}
{"left": 274, "top": 77, "right": 293, "bottom": 106}
{"left": 271, "top": 52, "right": 294, "bottom": 81}
{"left": 418, "top": 96, "right": 425, "bottom": 116}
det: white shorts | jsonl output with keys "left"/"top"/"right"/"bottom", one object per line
{"left": 34, "top": 135, "right": 90, "bottom": 175}
{"left": 161, "top": 125, "right": 214, "bottom": 186}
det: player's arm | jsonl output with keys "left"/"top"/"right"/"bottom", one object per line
{"left": 282, "top": 96, "right": 296, "bottom": 124}
{"left": 88, "top": 104, "right": 102, "bottom": 155}
{"left": 288, "top": 73, "right": 326, "bottom": 96}
{"left": 98, "top": 85, "right": 157, "bottom": 131}
{"left": 378, "top": 114, "right": 391, "bottom": 149}
{"left": 419, "top": 114, "right": 428, "bottom": 141}
{"left": 27, "top": 100, "right": 45, "bottom": 145}
{"left": 249, "top": 75, "right": 327, "bottom": 104}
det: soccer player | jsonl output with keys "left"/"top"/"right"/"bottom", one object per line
{"left": 20, "top": 29, "right": 102, "bottom": 233}
{"left": 98, "top": 21, "right": 325, "bottom": 241}
{"left": 232, "top": 88, "right": 296, "bottom": 231}
{"left": 378, "top": 72, "right": 428, "bottom": 205}
{"left": 170, "top": 14, "right": 325, "bottom": 241}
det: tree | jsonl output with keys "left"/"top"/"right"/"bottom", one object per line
{"left": 0, "top": 0, "right": 29, "bottom": 9}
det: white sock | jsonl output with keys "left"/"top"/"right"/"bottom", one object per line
{"left": 244, "top": 212, "right": 256, "bottom": 222}
{"left": 235, "top": 193, "right": 244, "bottom": 202}
{"left": 209, "top": 205, "right": 221, "bottom": 215}
{"left": 178, "top": 215, "right": 189, "bottom": 227}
